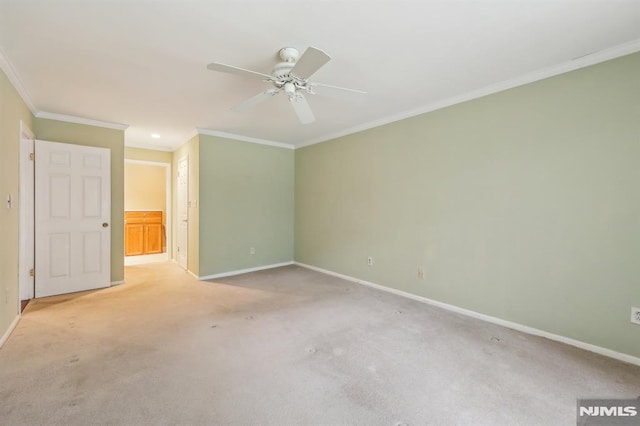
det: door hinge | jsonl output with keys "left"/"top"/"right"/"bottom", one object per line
{"left": 29, "top": 152, "right": 35, "bottom": 161}
{"left": 29, "top": 268, "right": 35, "bottom": 277}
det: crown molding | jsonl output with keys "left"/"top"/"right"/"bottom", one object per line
{"left": 2, "top": 46, "right": 129, "bottom": 131}
{"left": 4, "top": 35, "right": 638, "bottom": 151}
{"left": 36, "top": 111, "right": 129, "bottom": 130}
{"left": 197, "top": 128, "right": 295, "bottom": 149}
{"left": 297, "top": 38, "right": 640, "bottom": 149}
{"left": 0, "top": 46, "right": 37, "bottom": 114}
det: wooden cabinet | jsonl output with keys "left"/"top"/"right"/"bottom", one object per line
{"left": 125, "top": 211, "right": 164, "bottom": 256}
{"left": 125, "top": 222, "right": 146, "bottom": 256}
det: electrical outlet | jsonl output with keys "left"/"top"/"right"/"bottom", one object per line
{"left": 417, "top": 267, "right": 424, "bottom": 280}
{"left": 367, "top": 256, "right": 373, "bottom": 266}
{"left": 631, "top": 307, "right": 640, "bottom": 325}
{"left": 250, "top": 247, "right": 255, "bottom": 255}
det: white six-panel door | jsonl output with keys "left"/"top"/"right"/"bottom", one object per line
{"left": 35, "top": 140, "right": 111, "bottom": 298}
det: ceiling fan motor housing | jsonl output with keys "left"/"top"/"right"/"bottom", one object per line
{"left": 272, "top": 48, "right": 309, "bottom": 93}
{"left": 272, "top": 61, "right": 295, "bottom": 79}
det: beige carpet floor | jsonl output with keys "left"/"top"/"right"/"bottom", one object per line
{"left": 1, "top": 262, "right": 639, "bottom": 425}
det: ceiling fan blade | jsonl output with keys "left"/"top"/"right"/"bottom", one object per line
{"left": 310, "top": 82, "right": 367, "bottom": 100}
{"left": 233, "top": 89, "right": 279, "bottom": 111}
{"left": 207, "top": 62, "right": 272, "bottom": 80}
{"left": 289, "top": 93, "right": 315, "bottom": 124}
{"left": 290, "top": 47, "right": 331, "bottom": 79}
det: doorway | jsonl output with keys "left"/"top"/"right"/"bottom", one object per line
{"left": 124, "top": 160, "right": 171, "bottom": 265}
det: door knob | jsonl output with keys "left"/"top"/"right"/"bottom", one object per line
{"left": 102, "top": 222, "right": 109, "bottom": 228}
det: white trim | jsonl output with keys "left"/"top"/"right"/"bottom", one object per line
{"left": 0, "top": 315, "right": 21, "bottom": 349}
{"left": 175, "top": 156, "right": 189, "bottom": 270}
{"left": 110, "top": 280, "right": 125, "bottom": 286}
{"left": 19, "top": 120, "right": 34, "bottom": 140}
{"left": 0, "top": 46, "right": 37, "bottom": 114}
{"left": 199, "top": 261, "right": 294, "bottom": 280}
{"left": 18, "top": 121, "right": 35, "bottom": 303}
{"left": 169, "top": 258, "right": 197, "bottom": 279}
{"left": 295, "top": 262, "right": 640, "bottom": 367}
{"left": 197, "top": 128, "right": 295, "bottom": 150}
{"left": 36, "top": 111, "right": 129, "bottom": 130}
{"left": 296, "top": 38, "right": 640, "bottom": 149}
{"left": 124, "top": 253, "right": 170, "bottom": 266}
{"left": 125, "top": 142, "right": 174, "bottom": 152}
{"left": 125, "top": 159, "right": 172, "bottom": 166}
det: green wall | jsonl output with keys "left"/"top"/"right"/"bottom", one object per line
{"left": 199, "top": 135, "right": 294, "bottom": 277}
{"left": 34, "top": 118, "right": 126, "bottom": 283}
{"left": 295, "top": 52, "right": 640, "bottom": 358}
{"left": 3, "top": 48, "right": 637, "bottom": 362}
{"left": 0, "top": 69, "right": 34, "bottom": 341}
{"left": 172, "top": 135, "right": 200, "bottom": 275}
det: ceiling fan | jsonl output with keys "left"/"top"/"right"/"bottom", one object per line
{"left": 207, "top": 46, "right": 366, "bottom": 124}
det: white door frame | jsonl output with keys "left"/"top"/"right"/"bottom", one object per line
{"left": 176, "top": 156, "right": 188, "bottom": 270}
{"left": 18, "top": 120, "right": 35, "bottom": 304}
{"left": 123, "top": 159, "right": 172, "bottom": 265}
{"left": 0, "top": 121, "right": 31, "bottom": 343}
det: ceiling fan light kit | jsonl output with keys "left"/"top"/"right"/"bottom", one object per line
{"left": 207, "top": 46, "right": 366, "bottom": 124}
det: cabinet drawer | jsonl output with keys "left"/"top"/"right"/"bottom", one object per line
{"left": 125, "top": 211, "right": 163, "bottom": 224}
{"left": 144, "top": 211, "right": 162, "bottom": 223}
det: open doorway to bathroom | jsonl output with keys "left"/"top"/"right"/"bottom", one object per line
{"left": 124, "top": 159, "right": 171, "bottom": 265}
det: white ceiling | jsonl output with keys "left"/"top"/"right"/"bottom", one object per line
{"left": 1, "top": 1, "right": 639, "bottom": 150}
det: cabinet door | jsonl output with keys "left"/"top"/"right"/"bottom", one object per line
{"left": 145, "top": 223, "right": 163, "bottom": 254}
{"left": 125, "top": 224, "right": 145, "bottom": 256}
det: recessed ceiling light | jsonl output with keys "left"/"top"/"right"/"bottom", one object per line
{"left": 151, "top": 133, "right": 161, "bottom": 139}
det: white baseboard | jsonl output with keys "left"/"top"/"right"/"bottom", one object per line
{"left": 169, "top": 259, "right": 198, "bottom": 279}
{"left": 124, "top": 253, "right": 169, "bottom": 265}
{"left": 110, "top": 280, "right": 125, "bottom": 286}
{"left": 199, "top": 261, "right": 294, "bottom": 280}
{"left": 295, "top": 262, "right": 640, "bottom": 367}
{"left": 0, "top": 315, "right": 20, "bottom": 349}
